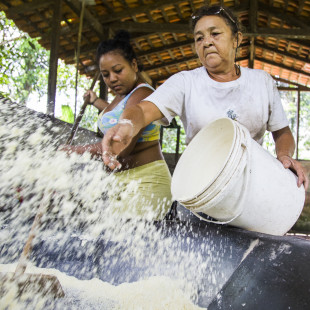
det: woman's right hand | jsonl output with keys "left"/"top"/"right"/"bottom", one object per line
{"left": 101, "top": 121, "right": 135, "bottom": 170}
{"left": 277, "top": 155, "right": 309, "bottom": 189}
{"left": 84, "top": 90, "right": 97, "bottom": 105}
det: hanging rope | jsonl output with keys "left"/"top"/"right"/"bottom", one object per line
{"left": 74, "top": 0, "right": 86, "bottom": 121}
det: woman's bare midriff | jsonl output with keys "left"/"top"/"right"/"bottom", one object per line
{"left": 118, "top": 141, "right": 164, "bottom": 171}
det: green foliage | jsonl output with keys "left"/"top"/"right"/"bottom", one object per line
{"left": 0, "top": 12, "right": 49, "bottom": 103}
{"left": 262, "top": 131, "right": 275, "bottom": 156}
{"left": 161, "top": 117, "right": 186, "bottom": 153}
{"left": 0, "top": 11, "right": 97, "bottom": 132}
{"left": 299, "top": 92, "right": 310, "bottom": 158}
{"left": 60, "top": 105, "right": 75, "bottom": 124}
{"left": 263, "top": 90, "right": 310, "bottom": 159}
{"left": 80, "top": 105, "right": 99, "bottom": 132}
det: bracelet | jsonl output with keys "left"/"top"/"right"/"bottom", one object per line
{"left": 118, "top": 119, "right": 134, "bottom": 127}
{"left": 90, "top": 97, "right": 98, "bottom": 105}
{"left": 277, "top": 155, "right": 295, "bottom": 165}
{"left": 277, "top": 155, "right": 292, "bottom": 161}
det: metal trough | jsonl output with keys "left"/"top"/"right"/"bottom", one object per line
{"left": 1, "top": 218, "right": 310, "bottom": 309}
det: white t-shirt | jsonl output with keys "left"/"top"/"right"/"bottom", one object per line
{"left": 145, "top": 66, "right": 289, "bottom": 145}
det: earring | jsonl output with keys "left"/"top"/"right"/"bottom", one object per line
{"left": 234, "top": 36, "right": 240, "bottom": 76}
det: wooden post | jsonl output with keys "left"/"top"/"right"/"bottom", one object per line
{"left": 96, "top": 29, "right": 111, "bottom": 136}
{"left": 47, "top": 0, "right": 62, "bottom": 116}
{"left": 99, "top": 74, "right": 108, "bottom": 102}
{"left": 296, "top": 89, "right": 300, "bottom": 160}
{"left": 248, "top": 0, "right": 257, "bottom": 69}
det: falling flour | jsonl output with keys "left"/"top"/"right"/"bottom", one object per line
{"left": 0, "top": 99, "right": 211, "bottom": 309}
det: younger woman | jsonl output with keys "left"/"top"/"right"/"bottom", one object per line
{"left": 61, "top": 31, "right": 172, "bottom": 220}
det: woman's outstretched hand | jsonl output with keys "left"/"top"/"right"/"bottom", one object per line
{"left": 101, "top": 121, "right": 135, "bottom": 170}
{"left": 58, "top": 144, "right": 74, "bottom": 154}
{"left": 277, "top": 155, "right": 309, "bottom": 189}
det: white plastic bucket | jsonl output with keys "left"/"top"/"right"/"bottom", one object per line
{"left": 171, "top": 118, "right": 305, "bottom": 236}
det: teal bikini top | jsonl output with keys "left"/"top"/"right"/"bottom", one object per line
{"left": 97, "top": 83, "right": 160, "bottom": 143}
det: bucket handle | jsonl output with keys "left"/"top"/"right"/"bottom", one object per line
{"left": 191, "top": 142, "right": 250, "bottom": 225}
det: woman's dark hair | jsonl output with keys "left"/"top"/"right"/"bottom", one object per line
{"left": 96, "top": 30, "right": 143, "bottom": 71}
{"left": 190, "top": 5, "right": 240, "bottom": 35}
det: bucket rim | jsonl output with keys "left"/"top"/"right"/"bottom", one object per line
{"left": 172, "top": 118, "right": 238, "bottom": 202}
{"left": 178, "top": 125, "right": 245, "bottom": 205}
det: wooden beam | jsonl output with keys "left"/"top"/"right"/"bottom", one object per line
{"left": 51, "top": 25, "right": 310, "bottom": 54}
{"left": 97, "top": 0, "right": 250, "bottom": 25}
{"left": 249, "top": 39, "right": 254, "bottom": 68}
{"left": 296, "top": 89, "right": 300, "bottom": 159}
{"left": 276, "top": 85, "right": 310, "bottom": 91}
{"left": 138, "top": 41, "right": 248, "bottom": 58}
{"left": 153, "top": 73, "right": 174, "bottom": 84}
{"left": 249, "top": 0, "right": 257, "bottom": 33}
{"left": 246, "top": 28, "right": 310, "bottom": 40}
{"left": 259, "top": 3, "right": 310, "bottom": 30}
{"left": 98, "top": 0, "right": 190, "bottom": 24}
{"left": 101, "top": 0, "right": 114, "bottom": 13}
{"left": 6, "top": 0, "right": 53, "bottom": 16}
{"left": 256, "top": 57, "right": 310, "bottom": 78}
{"left": 108, "top": 21, "right": 190, "bottom": 34}
{"left": 107, "top": 21, "right": 310, "bottom": 39}
{"left": 287, "top": 39, "right": 310, "bottom": 51}
{"left": 47, "top": 0, "right": 62, "bottom": 116}
{"left": 62, "top": 37, "right": 195, "bottom": 61}
{"left": 0, "top": 0, "right": 10, "bottom": 9}
{"left": 272, "top": 76, "right": 310, "bottom": 90}
{"left": 146, "top": 55, "right": 247, "bottom": 72}
{"left": 255, "top": 42, "right": 309, "bottom": 64}
{"left": 144, "top": 55, "right": 199, "bottom": 72}
{"left": 140, "top": 71, "right": 153, "bottom": 86}
{"left": 137, "top": 39, "right": 194, "bottom": 57}
{"left": 153, "top": 67, "right": 310, "bottom": 87}
{"left": 248, "top": 0, "right": 257, "bottom": 68}
{"left": 62, "top": 38, "right": 200, "bottom": 74}
{"left": 64, "top": 0, "right": 106, "bottom": 37}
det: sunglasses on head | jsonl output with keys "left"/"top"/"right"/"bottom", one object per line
{"left": 192, "top": 6, "right": 236, "bottom": 25}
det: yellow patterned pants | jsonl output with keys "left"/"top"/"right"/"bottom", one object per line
{"left": 108, "top": 160, "right": 172, "bottom": 221}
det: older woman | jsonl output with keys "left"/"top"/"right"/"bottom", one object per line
{"left": 60, "top": 30, "right": 172, "bottom": 220}
{"left": 101, "top": 5, "right": 308, "bottom": 189}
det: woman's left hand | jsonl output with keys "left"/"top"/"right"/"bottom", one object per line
{"left": 277, "top": 155, "right": 309, "bottom": 189}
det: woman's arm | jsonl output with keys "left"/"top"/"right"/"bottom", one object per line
{"left": 101, "top": 100, "right": 164, "bottom": 169}
{"left": 59, "top": 141, "right": 102, "bottom": 158}
{"left": 272, "top": 126, "right": 309, "bottom": 188}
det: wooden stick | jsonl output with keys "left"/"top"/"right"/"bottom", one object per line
{"left": 14, "top": 193, "right": 51, "bottom": 277}
{"left": 66, "top": 71, "right": 100, "bottom": 145}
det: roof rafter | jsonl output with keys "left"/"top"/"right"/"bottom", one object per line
{"left": 146, "top": 55, "right": 248, "bottom": 72}
{"left": 273, "top": 76, "right": 310, "bottom": 90}
{"left": 98, "top": 0, "right": 189, "bottom": 24}
{"left": 6, "top": 0, "right": 53, "bottom": 16}
{"left": 256, "top": 57, "right": 310, "bottom": 78}
{"left": 2, "top": 0, "right": 310, "bottom": 87}
{"left": 255, "top": 42, "right": 309, "bottom": 64}
{"left": 105, "top": 21, "right": 310, "bottom": 39}
{"left": 259, "top": 2, "right": 310, "bottom": 29}
{"left": 63, "top": 0, "right": 106, "bottom": 37}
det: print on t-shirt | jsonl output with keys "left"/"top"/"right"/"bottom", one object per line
{"left": 227, "top": 109, "right": 237, "bottom": 120}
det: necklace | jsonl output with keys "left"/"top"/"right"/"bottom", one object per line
{"left": 207, "top": 64, "right": 240, "bottom": 82}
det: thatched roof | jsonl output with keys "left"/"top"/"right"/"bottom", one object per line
{"left": 1, "top": 0, "right": 310, "bottom": 88}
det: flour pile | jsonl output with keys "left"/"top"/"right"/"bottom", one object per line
{"left": 0, "top": 99, "right": 226, "bottom": 309}
{"left": 0, "top": 263, "right": 205, "bottom": 310}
